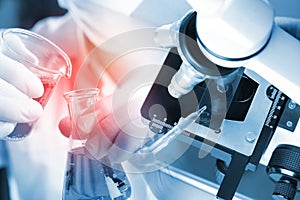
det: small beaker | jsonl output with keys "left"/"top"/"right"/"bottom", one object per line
{"left": 62, "top": 88, "right": 131, "bottom": 200}
{"left": 0, "top": 28, "right": 72, "bottom": 141}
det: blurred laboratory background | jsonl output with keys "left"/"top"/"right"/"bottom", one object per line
{"left": 0, "top": 0, "right": 66, "bottom": 29}
{"left": 0, "top": 0, "right": 300, "bottom": 29}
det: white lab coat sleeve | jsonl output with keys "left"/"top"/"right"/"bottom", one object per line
{"left": 31, "top": 13, "right": 83, "bottom": 60}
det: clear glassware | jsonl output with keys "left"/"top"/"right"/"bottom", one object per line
{"left": 62, "top": 88, "right": 131, "bottom": 200}
{"left": 0, "top": 28, "right": 72, "bottom": 141}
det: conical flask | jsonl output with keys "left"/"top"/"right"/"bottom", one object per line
{"left": 62, "top": 88, "right": 131, "bottom": 200}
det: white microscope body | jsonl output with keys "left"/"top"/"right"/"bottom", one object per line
{"left": 148, "top": 0, "right": 300, "bottom": 199}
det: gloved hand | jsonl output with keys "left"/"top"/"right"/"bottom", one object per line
{"left": 0, "top": 52, "right": 44, "bottom": 138}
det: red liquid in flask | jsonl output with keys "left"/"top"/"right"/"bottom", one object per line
{"left": 5, "top": 78, "right": 57, "bottom": 141}
{"left": 34, "top": 79, "right": 56, "bottom": 107}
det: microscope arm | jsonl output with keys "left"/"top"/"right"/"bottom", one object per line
{"left": 245, "top": 25, "right": 300, "bottom": 105}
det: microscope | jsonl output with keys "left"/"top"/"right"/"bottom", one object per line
{"left": 140, "top": 0, "right": 300, "bottom": 199}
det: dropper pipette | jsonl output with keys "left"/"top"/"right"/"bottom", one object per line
{"left": 139, "top": 105, "right": 207, "bottom": 154}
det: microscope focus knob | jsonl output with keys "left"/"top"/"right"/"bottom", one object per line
{"left": 267, "top": 144, "right": 300, "bottom": 181}
{"left": 267, "top": 145, "right": 300, "bottom": 200}
{"left": 273, "top": 180, "right": 297, "bottom": 200}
